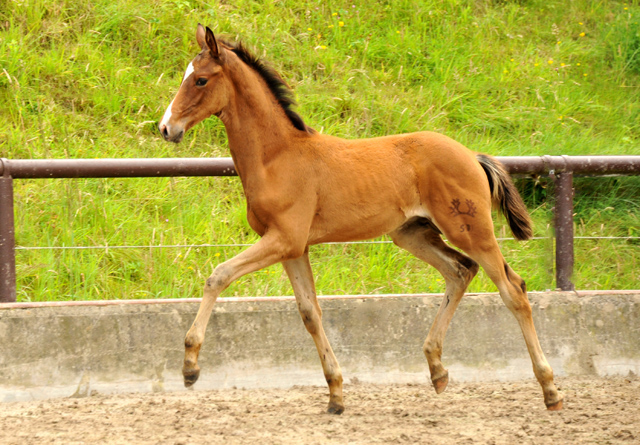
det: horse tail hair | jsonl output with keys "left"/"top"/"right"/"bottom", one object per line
{"left": 476, "top": 154, "right": 533, "bottom": 241}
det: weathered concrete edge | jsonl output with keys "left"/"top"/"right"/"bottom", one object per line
{"left": 2, "top": 289, "right": 639, "bottom": 310}
{"left": 1, "top": 291, "right": 639, "bottom": 403}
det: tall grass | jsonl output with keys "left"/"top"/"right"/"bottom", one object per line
{"left": 1, "top": 0, "right": 639, "bottom": 301}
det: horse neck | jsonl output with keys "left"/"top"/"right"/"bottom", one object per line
{"left": 219, "top": 61, "right": 295, "bottom": 179}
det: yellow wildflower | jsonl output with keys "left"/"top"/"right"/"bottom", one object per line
{"left": 307, "top": 27, "right": 312, "bottom": 31}
{"left": 332, "top": 12, "right": 338, "bottom": 16}
{"left": 338, "top": 21, "right": 344, "bottom": 27}
{"left": 579, "top": 32, "right": 585, "bottom": 37}
{"left": 548, "top": 59, "right": 554, "bottom": 65}
{"left": 328, "top": 24, "right": 334, "bottom": 28}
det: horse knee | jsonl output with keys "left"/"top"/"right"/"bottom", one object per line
{"left": 205, "top": 264, "right": 231, "bottom": 293}
{"left": 298, "top": 304, "right": 321, "bottom": 335}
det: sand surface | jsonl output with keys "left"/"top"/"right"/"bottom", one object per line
{"left": 1, "top": 376, "right": 638, "bottom": 444}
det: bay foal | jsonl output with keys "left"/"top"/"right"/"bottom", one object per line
{"left": 159, "top": 24, "right": 563, "bottom": 414}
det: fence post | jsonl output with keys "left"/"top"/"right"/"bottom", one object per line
{"left": 554, "top": 170, "right": 574, "bottom": 291}
{"left": 0, "top": 159, "right": 17, "bottom": 302}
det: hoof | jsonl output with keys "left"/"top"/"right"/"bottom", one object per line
{"left": 546, "top": 398, "right": 563, "bottom": 411}
{"left": 183, "top": 364, "right": 200, "bottom": 387}
{"left": 432, "top": 371, "right": 449, "bottom": 394}
{"left": 327, "top": 401, "right": 345, "bottom": 415}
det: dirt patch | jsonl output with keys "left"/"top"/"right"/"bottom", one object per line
{"left": 1, "top": 376, "right": 638, "bottom": 444}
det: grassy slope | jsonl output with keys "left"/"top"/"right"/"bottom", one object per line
{"left": 0, "top": 0, "right": 639, "bottom": 301}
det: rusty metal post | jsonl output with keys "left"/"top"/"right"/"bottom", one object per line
{"left": 0, "top": 159, "right": 16, "bottom": 302}
{"left": 554, "top": 170, "right": 574, "bottom": 291}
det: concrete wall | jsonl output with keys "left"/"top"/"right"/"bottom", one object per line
{"left": 1, "top": 291, "right": 639, "bottom": 402}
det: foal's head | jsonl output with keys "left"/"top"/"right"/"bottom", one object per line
{"left": 159, "top": 24, "right": 230, "bottom": 143}
{"left": 160, "top": 25, "right": 313, "bottom": 143}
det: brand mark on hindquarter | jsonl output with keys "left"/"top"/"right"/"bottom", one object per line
{"left": 449, "top": 198, "right": 477, "bottom": 218}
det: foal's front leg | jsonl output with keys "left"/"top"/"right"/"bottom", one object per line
{"left": 283, "top": 251, "right": 344, "bottom": 414}
{"left": 183, "top": 234, "right": 295, "bottom": 386}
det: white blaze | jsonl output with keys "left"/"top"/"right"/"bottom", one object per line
{"left": 160, "top": 62, "right": 195, "bottom": 128}
{"left": 182, "top": 61, "right": 195, "bottom": 83}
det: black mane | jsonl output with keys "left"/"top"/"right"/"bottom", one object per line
{"left": 219, "top": 39, "right": 314, "bottom": 134}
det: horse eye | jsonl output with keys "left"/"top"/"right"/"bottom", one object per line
{"left": 195, "top": 77, "right": 208, "bottom": 86}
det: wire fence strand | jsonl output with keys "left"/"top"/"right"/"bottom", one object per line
{"left": 14, "top": 236, "right": 640, "bottom": 251}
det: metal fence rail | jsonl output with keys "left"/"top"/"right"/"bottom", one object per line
{"left": 2, "top": 155, "right": 640, "bottom": 302}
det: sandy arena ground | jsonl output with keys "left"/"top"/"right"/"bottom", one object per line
{"left": 1, "top": 376, "right": 638, "bottom": 444}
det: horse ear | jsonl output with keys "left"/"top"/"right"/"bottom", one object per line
{"left": 205, "top": 26, "right": 220, "bottom": 58}
{"left": 196, "top": 23, "right": 207, "bottom": 50}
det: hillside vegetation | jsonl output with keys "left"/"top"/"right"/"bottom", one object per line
{"left": 1, "top": 0, "right": 639, "bottom": 301}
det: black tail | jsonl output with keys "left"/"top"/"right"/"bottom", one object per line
{"left": 476, "top": 154, "right": 532, "bottom": 241}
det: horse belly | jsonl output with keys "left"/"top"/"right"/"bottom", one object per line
{"left": 307, "top": 195, "right": 415, "bottom": 244}
{"left": 306, "top": 134, "right": 422, "bottom": 244}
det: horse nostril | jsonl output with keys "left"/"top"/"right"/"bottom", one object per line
{"left": 159, "top": 123, "right": 184, "bottom": 143}
{"left": 159, "top": 124, "right": 169, "bottom": 140}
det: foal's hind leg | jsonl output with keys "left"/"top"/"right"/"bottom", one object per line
{"left": 469, "top": 242, "right": 563, "bottom": 410}
{"left": 282, "top": 250, "right": 344, "bottom": 414}
{"left": 391, "top": 220, "right": 479, "bottom": 394}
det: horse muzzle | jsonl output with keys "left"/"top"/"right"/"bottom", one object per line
{"left": 159, "top": 122, "right": 184, "bottom": 143}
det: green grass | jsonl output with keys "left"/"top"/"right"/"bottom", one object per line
{"left": 1, "top": 0, "right": 639, "bottom": 301}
